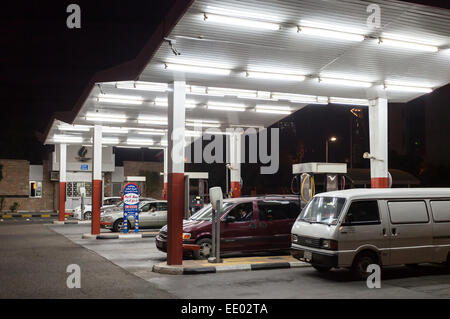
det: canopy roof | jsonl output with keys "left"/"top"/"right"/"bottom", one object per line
{"left": 44, "top": 0, "right": 450, "bottom": 147}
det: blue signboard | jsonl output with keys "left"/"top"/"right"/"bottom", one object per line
{"left": 80, "top": 164, "right": 89, "bottom": 171}
{"left": 122, "top": 183, "right": 140, "bottom": 234}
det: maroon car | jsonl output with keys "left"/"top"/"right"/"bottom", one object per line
{"left": 155, "top": 196, "right": 300, "bottom": 259}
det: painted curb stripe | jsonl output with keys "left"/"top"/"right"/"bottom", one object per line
{"left": 22, "top": 214, "right": 32, "bottom": 218}
{"left": 183, "top": 267, "right": 216, "bottom": 274}
{"left": 250, "top": 262, "right": 291, "bottom": 270}
{"left": 2, "top": 215, "right": 12, "bottom": 218}
{"left": 97, "top": 235, "right": 119, "bottom": 239}
{"left": 41, "top": 214, "right": 51, "bottom": 218}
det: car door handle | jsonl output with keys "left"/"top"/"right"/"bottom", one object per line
{"left": 392, "top": 228, "right": 397, "bottom": 236}
{"left": 249, "top": 223, "right": 256, "bottom": 229}
{"left": 259, "top": 222, "right": 267, "bottom": 229}
{"left": 382, "top": 228, "right": 386, "bottom": 236}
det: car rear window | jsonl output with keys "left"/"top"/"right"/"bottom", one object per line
{"left": 258, "top": 200, "right": 300, "bottom": 221}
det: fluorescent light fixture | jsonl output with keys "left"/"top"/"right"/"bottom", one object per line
{"left": 207, "top": 87, "right": 258, "bottom": 99}
{"left": 186, "top": 119, "right": 221, "bottom": 128}
{"left": 115, "top": 81, "right": 168, "bottom": 92}
{"left": 187, "top": 85, "right": 208, "bottom": 96}
{"left": 126, "top": 138, "right": 154, "bottom": 146}
{"left": 159, "top": 140, "right": 168, "bottom": 147}
{"left": 329, "top": 97, "right": 370, "bottom": 106}
{"left": 53, "top": 135, "right": 83, "bottom": 143}
{"left": 88, "top": 137, "right": 119, "bottom": 145}
{"left": 101, "top": 126, "right": 129, "bottom": 134}
{"left": 383, "top": 83, "right": 433, "bottom": 93}
{"left": 137, "top": 130, "right": 166, "bottom": 136}
{"left": 272, "top": 92, "right": 325, "bottom": 104}
{"left": 246, "top": 71, "right": 305, "bottom": 82}
{"left": 318, "top": 77, "right": 372, "bottom": 88}
{"left": 297, "top": 25, "right": 364, "bottom": 42}
{"left": 164, "top": 63, "right": 231, "bottom": 76}
{"left": 255, "top": 105, "right": 292, "bottom": 115}
{"left": 97, "top": 94, "right": 143, "bottom": 105}
{"left": 203, "top": 13, "right": 279, "bottom": 30}
{"left": 378, "top": 37, "right": 438, "bottom": 52}
{"left": 86, "top": 112, "right": 127, "bottom": 123}
{"left": 207, "top": 101, "right": 247, "bottom": 112}
{"left": 137, "top": 116, "right": 168, "bottom": 126}
{"left": 153, "top": 98, "right": 197, "bottom": 109}
{"left": 58, "top": 124, "right": 90, "bottom": 132}
{"left": 116, "top": 146, "right": 141, "bottom": 149}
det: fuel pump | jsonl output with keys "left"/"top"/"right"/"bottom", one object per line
{"left": 292, "top": 162, "right": 347, "bottom": 208}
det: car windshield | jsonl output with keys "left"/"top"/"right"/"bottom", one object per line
{"left": 189, "top": 203, "right": 233, "bottom": 221}
{"left": 298, "top": 197, "right": 346, "bottom": 225}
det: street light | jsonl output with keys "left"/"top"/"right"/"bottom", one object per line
{"left": 326, "top": 136, "right": 337, "bottom": 163}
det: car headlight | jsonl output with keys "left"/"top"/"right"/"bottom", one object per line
{"left": 320, "top": 239, "right": 338, "bottom": 250}
{"left": 291, "top": 234, "right": 298, "bottom": 243}
{"left": 182, "top": 233, "right": 191, "bottom": 240}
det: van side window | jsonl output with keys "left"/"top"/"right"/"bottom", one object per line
{"left": 258, "top": 201, "right": 299, "bottom": 221}
{"left": 430, "top": 201, "right": 450, "bottom": 222}
{"left": 227, "top": 203, "right": 254, "bottom": 222}
{"left": 388, "top": 201, "right": 429, "bottom": 224}
{"left": 344, "top": 201, "right": 380, "bottom": 225}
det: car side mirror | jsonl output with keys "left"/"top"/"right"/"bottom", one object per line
{"left": 225, "top": 215, "right": 236, "bottom": 223}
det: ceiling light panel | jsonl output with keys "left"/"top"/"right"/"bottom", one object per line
{"left": 203, "top": 13, "right": 280, "bottom": 31}
{"left": 164, "top": 63, "right": 231, "bottom": 76}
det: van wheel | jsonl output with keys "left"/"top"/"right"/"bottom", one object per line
{"left": 312, "top": 264, "right": 332, "bottom": 272}
{"left": 351, "top": 252, "right": 378, "bottom": 280}
{"left": 193, "top": 238, "right": 212, "bottom": 260}
{"left": 83, "top": 211, "right": 92, "bottom": 220}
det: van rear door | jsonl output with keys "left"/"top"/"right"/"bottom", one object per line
{"left": 387, "top": 200, "right": 433, "bottom": 265}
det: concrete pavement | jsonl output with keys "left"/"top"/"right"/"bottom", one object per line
{"left": 0, "top": 222, "right": 175, "bottom": 299}
{"left": 51, "top": 224, "right": 450, "bottom": 299}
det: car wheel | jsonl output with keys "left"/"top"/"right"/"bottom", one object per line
{"left": 83, "top": 211, "right": 92, "bottom": 220}
{"left": 351, "top": 252, "right": 378, "bottom": 280}
{"left": 112, "top": 218, "right": 131, "bottom": 233}
{"left": 312, "top": 264, "right": 332, "bottom": 272}
{"left": 445, "top": 253, "right": 450, "bottom": 268}
{"left": 193, "top": 238, "right": 212, "bottom": 260}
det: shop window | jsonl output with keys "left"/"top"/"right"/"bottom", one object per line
{"left": 66, "top": 182, "right": 92, "bottom": 198}
{"left": 29, "top": 181, "right": 42, "bottom": 198}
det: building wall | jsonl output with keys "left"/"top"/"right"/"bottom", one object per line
{"left": 123, "top": 161, "right": 163, "bottom": 199}
{"left": 0, "top": 159, "right": 54, "bottom": 212}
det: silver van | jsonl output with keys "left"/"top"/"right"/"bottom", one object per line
{"left": 291, "top": 188, "right": 450, "bottom": 279}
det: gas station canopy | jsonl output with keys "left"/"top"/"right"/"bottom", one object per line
{"left": 44, "top": 0, "right": 450, "bottom": 145}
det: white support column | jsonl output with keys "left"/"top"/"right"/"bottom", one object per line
{"left": 167, "top": 81, "right": 186, "bottom": 265}
{"left": 91, "top": 125, "right": 102, "bottom": 234}
{"left": 369, "top": 98, "right": 389, "bottom": 188}
{"left": 58, "top": 143, "right": 67, "bottom": 221}
{"left": 229, "top": 132, "right": 242, "bottom": 197}
{"left": 163, "top": 146, "right": 168, "bottom": 200}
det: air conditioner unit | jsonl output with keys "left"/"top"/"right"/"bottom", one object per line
{"left": 50, "top": 171, "right": 59, "bottom": 181}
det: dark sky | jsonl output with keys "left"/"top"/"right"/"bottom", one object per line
{"left": 3, "top": 0, "right": 450, "bottom": 180}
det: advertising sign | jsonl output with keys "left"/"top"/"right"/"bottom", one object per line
{"left": 122, "top": 183, "right": 140, "bottom": 234}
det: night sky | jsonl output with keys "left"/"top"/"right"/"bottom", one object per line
{"left": 3, "top": 0, "right": 450, "bottom": 189}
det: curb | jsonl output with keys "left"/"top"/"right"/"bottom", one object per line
{"left": 2, "top": 213, "right": 58, "bottom": 219}
{"left": 53, "top": 220, "right": 91, "bottom": 225}
{"left": 153, "top": 261, "right": 310, "bottom": 275}
{"left": 81, "top": 232, "right": 158, "bottom": 240}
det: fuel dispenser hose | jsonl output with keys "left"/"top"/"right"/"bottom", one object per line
{"left": 300, "top": 174, "right": 315, "bottom": 203}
